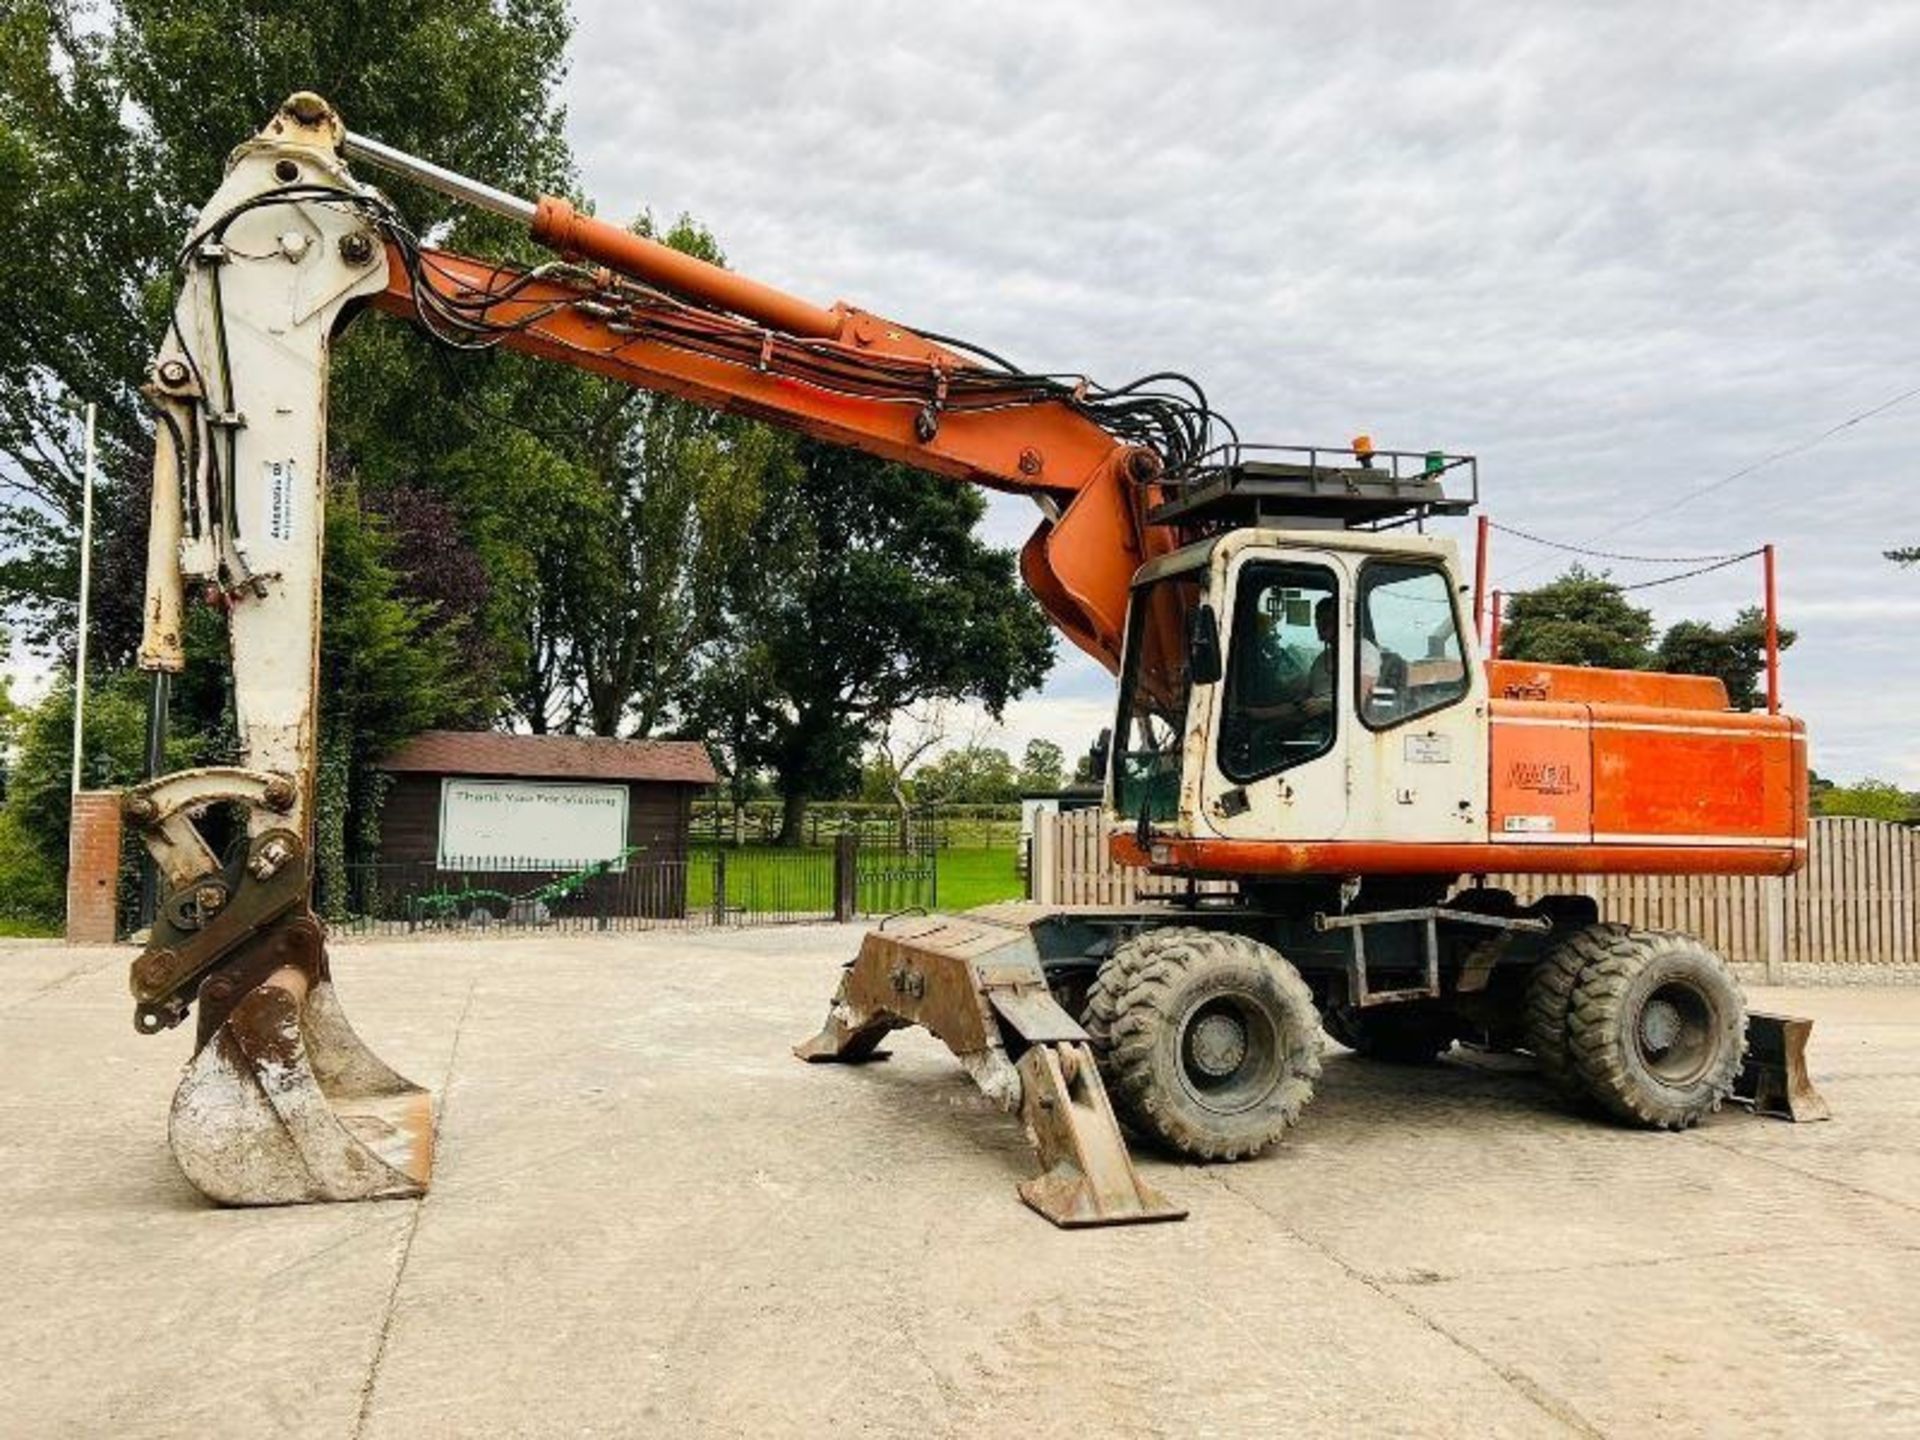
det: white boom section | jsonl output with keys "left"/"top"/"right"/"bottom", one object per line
{"left": 140, "top": 100, "right": 391, "bottom": 840}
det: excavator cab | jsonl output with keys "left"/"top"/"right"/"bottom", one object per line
{"left": 1111, "top": 453, "right": 1489, "bottom": 863}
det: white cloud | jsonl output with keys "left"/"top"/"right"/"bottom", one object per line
{"left": 549, "top": 3, "right": 1920, "bottom": 787}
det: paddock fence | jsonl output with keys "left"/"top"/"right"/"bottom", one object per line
{"left": 1028, "top": 811, "right": 1919, "bottom": 981}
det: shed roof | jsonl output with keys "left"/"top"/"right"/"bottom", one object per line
{"left": 378, "top": 730, "right": 718, "bottom": 785}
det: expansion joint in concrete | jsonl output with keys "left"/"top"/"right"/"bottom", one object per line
{"left": 349, "top": 978, "right": 478, "bottom": 1440}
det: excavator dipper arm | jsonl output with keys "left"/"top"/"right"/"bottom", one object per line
{"left": 129, "top": 92, "right": 1198, "bottom": 1217}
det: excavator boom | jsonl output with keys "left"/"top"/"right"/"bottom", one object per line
{"left": 127, "top": 92, "right": 1197, "bottom": 1212}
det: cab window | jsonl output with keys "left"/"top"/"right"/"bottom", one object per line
{"left": 1113, "top": 570, "right": 1203, "bottom": 821}
{"left": 1219, "top": 562, "right": 1339, "bottom": 782}
{"left": 1356, "top": 561, "right": 1469, "bottom": 729}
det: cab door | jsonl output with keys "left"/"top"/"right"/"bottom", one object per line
{"left": 1342, "top": 555, "right": 1487, "bottom": 843}
{"left": 1195, "top": 546, "right": 1351, "bottom": 842}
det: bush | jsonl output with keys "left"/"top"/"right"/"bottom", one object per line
{"left": 1814, "top": 779, "right": 1917, "bottom": 823}
{"left": 0, "top": 805, "right": 63, "bottom": 927}
{"left": 7, "top": 673, "right": 168, "bottom": 875}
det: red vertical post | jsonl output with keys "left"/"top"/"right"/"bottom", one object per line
{"left": 1763, "top": 543, "right": 1780, "bottom": 714}
{"left": 1488, "top": 589, "right": 1503, "bottom": 659}
{"left": 65, "top": 790, "right": 123, "bottom": 944}
{"left": 1472, "top": 514, "right": 1490, "bottom": 643}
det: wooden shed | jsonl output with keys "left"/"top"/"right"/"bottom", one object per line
{"left": 375, "top": 730, "right": 717, "bottom": 872}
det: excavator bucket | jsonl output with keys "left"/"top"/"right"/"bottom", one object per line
{"left": 121, "top": 790, "right": 434, "bottom": 1206}
{"left": 796, "top": 912, "right": 1184, "bottom": 1228}
{"left": 171, "top": 965, "right": 433, "bottom": 1205}
{"left": 133, "top": 891, "right": 434, "bottom": 1206}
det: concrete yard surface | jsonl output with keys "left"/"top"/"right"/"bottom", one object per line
{"left": 1, "top": 926, "right": 1916, "bottom": 1438}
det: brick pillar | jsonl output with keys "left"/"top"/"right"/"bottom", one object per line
{"left": 66, "top": 790, "right": 123, "bottom": 944}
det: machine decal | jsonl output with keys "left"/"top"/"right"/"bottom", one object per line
{"left": 1404, "top": 733, "right": 1452, "bottom": 764}
{"left": 265, "top": 458, "right": 297, "bottom": 541}
{"left": 1509, "top": 759, "right": 1580, "bottom": 794}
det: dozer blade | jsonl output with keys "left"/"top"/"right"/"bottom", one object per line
{"left": 1732, "top": 1011, "right": 1831, "bottom": 1123}
{"left": 166, "top": 918, "right": 433, "bottom": 1205}
{"left": 796, "top": 913, "right": 1184, "bottom": 1228}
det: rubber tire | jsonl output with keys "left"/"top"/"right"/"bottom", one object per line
{"left": 1083, "top": 927, "right": 1321, "bottom": 1161}
{"left": 1524, "top": 922, "right": 1627, "bottom": 1097}
{"left": 1566, "top": 929, "right": 1747, "bottom": 1129}
{"left": 1322, "top": 1003, "right": 1459, "bottom": 1063}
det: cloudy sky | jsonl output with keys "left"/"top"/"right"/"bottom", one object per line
{"left": 559, "top": 0, "right": 1920, "bottom": 784}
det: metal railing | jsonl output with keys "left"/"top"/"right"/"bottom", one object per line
{"left": 689, "top": 800, "right": 1018, "bottom": 850}
{"left": 323, "top": 836, "right": 936, "bottom": 937}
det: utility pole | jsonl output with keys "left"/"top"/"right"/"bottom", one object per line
{"left": 136, "top": 673, "right": 170, "bottom": 930}
{"left": 69, "top": 402, "right": 96, "bottom": 795}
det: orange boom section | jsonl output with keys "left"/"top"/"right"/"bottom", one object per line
{"left": 369, "top": 238, "right": 1173, "bottom": 673}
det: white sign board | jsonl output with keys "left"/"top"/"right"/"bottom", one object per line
{"left": 438, "top": 778, "right": 630, "bottom": 870}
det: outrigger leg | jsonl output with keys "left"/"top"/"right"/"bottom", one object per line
{"left": 796, "top": 913, "right": 1184, "bottom": 1228}
{"left": 1734, "top": 1011, "right": 1831, "bottom": 1123}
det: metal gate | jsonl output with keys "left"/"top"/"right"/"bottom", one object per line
{"left": 849, "top": 809, "right": 938, "bottom": 917}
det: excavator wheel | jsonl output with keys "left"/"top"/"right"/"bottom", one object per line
{"left": 1084, "top": 927, "right": 1321, "bottom": 1162}
{"left": 1565, "top": 929, "right": 1747, "bottom": 1130}
{"left": 1322, "top": 1001, "right": 1461, "bottom": 1064}
{"left": 1524, "top": 922, "right": 1630, "bottom": 1098}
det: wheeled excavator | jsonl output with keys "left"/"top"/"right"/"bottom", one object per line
{"left": 124, "top": 94, "right": 1824, "bottom": 1225}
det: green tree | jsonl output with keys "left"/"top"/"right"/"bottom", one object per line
{"left": 1, "top": 0, "right": 583, "bottom": 875}
{"left": 322, "top": 210, "right": 777, "bottom": 745}
{"left": 0, "top": 3, "right": 172, "bottom": 660}
{"left": 0, "top": 629, "right": 62, "bottom": 926}
{"left": 1500, "top": 566, "right": 1656, "bottom": 669}
{"left": 919, "top": 745, "right": 1021, "bottom": 805}
{"left": 1505, "top": 567, "right": 1801, "bottom": 710}
{"left": 0, "top": 0, "right": 573, "bottom": 656}
{"left": 1017, "top": 738, "right": 1065, "bottom": 794}
{"left": 691, "top": 440, "right": 1055, "bottom": 844}
{"left": 0, "top": 805, "right": 63, "bottom": 928}
{"left": 1654, "top": 607, "right": 1796, "bottom": 712}
{"left": 1813, "top": 778, "right": 1916, "bottom": 823}
{"left": 6, "top": 671, "right": 198, "bottom": 872}
{"left": 0, "top": 626, "right": 18, "bottom": 770}
{"left": 1071, "top": 733, "right": 1108, "bottom": 785}
{"left": 312, "top": 485, "right": 482, "bottom": 913}
{"left": 548, "top": 219, "right": 780, "bottom": 738}
{"left": 863, "top": 704, "right": 952, "bottom": 833}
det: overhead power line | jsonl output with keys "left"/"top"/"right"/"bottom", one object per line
{"left": 1497, "top": 377, "right": 1920, "bottom": 588}
{"left": 1614, "top": 549, "right": 1764, "bottom": 592}
{"left": 1586, "top": 380, "right": 1920, "bottom": 544}
{"left": 1488, "top": 521, "right": 1742, "bottom": 566}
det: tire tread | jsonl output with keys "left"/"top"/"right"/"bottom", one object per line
{"left": 1566, "top": 928, "right": 1746, "bottom": 1130}
{"left": 1084, "top": 927, "right": 1320, "bottom": 1161}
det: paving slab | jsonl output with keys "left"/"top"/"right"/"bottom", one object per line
{"left": 0, "top": 926, "right": 1914, "bottom": 1438}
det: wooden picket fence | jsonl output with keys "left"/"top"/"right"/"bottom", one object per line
{"left": 1028, "top": 811, "right": 1920, "bottom": 978}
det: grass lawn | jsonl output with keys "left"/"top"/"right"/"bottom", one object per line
{"left": 682, "top": 844, "right": 1025, "bottom": 917}
{"left": 0, "top": 917, "right": 60, "bottom": 939}
{"left": 686, "top": 845, "right": 835, "bottom": 916}
{"left": 930, "top": 846, "right": 1027, "bottom": 910}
